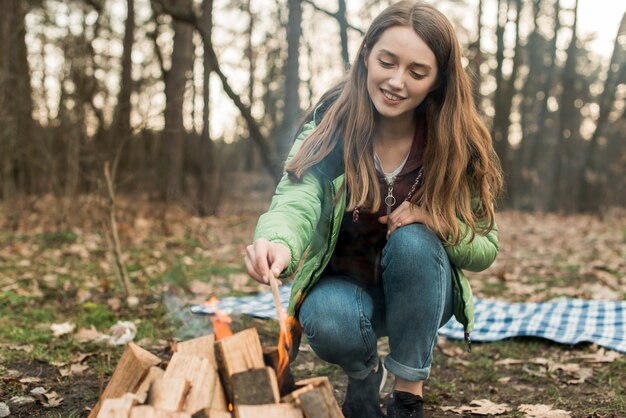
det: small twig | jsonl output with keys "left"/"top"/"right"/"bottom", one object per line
{"left": 267, "top": 271, "right": 287, "bottom": 341}
{"left": 98, "top": 353, "right": 105, "bottom": 396}
{"left": 103, "top": 161, "right": 131, "bottom": 297}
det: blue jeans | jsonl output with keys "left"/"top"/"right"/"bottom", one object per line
{"left": 298, "top": 224, "right": 454, "bottom": 381}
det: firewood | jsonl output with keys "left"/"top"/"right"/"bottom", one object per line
{"left": 97, "top": 393, "right": 138, "bottom": 418}
{"left": 147, "top": 378, "right": 190, "bottom": 412}
{"left": 165, "top": 352, "right": 228, "bottom": 413}
{"left": 214, "top": 328, "right": 265, "bottom": 402}
{"left": 191, "top": 408, "right": 233, "bottom": 418}
{"left": 263, "top": 346, "right": 296, "bottom": 396}
{"left": 129, "top": 405, "right": 192, "bottom": 418}
{"left": 231, "top": 367, "right": 280, "bottom": 405}
{"left": 176, "top": 334, "right": 217, "bottom": 369}
{"left": 234, "top": 404, "right": 304, "bottom": 418}
{"left": 135, "top": 366, "right": 165, "bottom": 403}
{"left": 283, "top": 377, "right": 343, "bottom": 418}
{"left": 89, "top": 343, "right": 161, "bottom": 418}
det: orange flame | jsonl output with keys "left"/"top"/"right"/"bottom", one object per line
{"left": 206, "top": 296, "right": 233, "bottom": 340}
{"left": 276, "top": 314, "right": 295, "bottom": 378}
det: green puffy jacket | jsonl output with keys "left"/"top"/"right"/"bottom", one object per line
{"left": 254, "top": 120, "right": 499, "bottom": 355}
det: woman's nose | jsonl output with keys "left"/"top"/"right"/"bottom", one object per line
{"left": 388, "top": 72, "right": 404, "bottom": 90}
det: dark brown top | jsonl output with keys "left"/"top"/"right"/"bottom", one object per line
{"left": 325, "top": 123, "right": 426, "bottom": 285}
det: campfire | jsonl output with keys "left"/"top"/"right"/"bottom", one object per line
{"left": 88, "top": 319, "right": 344, "bottom": 417}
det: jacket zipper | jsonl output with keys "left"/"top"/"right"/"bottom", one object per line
{"left": 452, "top": 268, "right": 472, "bottom": 352}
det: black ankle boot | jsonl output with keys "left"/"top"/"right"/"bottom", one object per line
{"left": 386, "top": 391, "right": 424, "bottom": 418}
{"left": 341, "top": 362, "right": 386, "bottom": 418}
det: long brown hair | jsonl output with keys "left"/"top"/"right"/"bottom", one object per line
{"left": 286, "top": 0, "right": 503, "bottom": 245}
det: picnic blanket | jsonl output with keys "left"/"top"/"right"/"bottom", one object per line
{"left": 190, "top": 285, "right": 626, "bottom": 353}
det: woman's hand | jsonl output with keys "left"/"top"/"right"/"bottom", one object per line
{"left": 244, "top": 239, "right": 291, "bottom": 285}
{"left": 378, "top": 201, "right": 435, "bottom": 239}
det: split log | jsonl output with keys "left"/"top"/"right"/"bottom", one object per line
{"left": 164, "top": 352, "right": 227, "bottom": 413}
{"left": 191, "top": 408, "right": 233, "bottom": 418}
{"left": 231, "top": 367, "right": 280, "bottom": 405}
{"left": 135, "top": 366, "right": 165, "bottom": 403}
{"left": 263, "top": 346, "right": 296, "bottom": 395}
{"left": 283, "top": 377, "right": 343, "bottom": 418}
{"left": 235, "top": 404, "right": 304, "bottom": 418}
{"left": 176, "top": 333, "right": 217, "bottom": 369}
{"left": 97, "top": 393, "right": 138, "bottom": 418}
{"left": 90, "top": 343, "right": 161, "bottom": 418}
{"left": 147, "top": 378, "right": 190, "bottom": 412}
{"left": 130, "top": 405, "right": 192, "bottom": 418}
{"left": 214, "top": 328, "right": 264, "bottom": 401}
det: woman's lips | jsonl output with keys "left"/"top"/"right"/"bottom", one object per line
{"left": 380, "top": 88, "right": 405, "bottom": 104}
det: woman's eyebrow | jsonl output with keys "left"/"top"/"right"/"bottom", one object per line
{"left": 378, "top": 49, "right": 432, "bottom": 70}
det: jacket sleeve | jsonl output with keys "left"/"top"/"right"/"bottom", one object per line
{"left": 253, "top": 122, "right": 322, "bottom": 277}
{"left": 445, "top": 211, "right": 499, "bottom": 273}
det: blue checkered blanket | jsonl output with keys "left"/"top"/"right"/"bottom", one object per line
{"left": 190, "top": 285, "right": 626, "bottom": 353}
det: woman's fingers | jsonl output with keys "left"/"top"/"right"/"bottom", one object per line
{"left": 245, "top": 240, "right": 291, "bottom": 285}
{"left": 246, "top": 241, "right": 270, "bottom": 284}
{"left": 384, "top": 202, "right": 426, "bottom": 238}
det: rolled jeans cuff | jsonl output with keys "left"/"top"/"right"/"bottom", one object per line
{"left": 384, "top": 355, "right": 430, "bottom": 381}
{"left": 344, "top": 355, "right": 379, "bottom": 380}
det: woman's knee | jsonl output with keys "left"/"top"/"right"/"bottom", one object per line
{"left": 298, "top": 281, "right": 376, "bottom": 363}
{"left": 383, "top": 223, "right": 444, "bottom": 265}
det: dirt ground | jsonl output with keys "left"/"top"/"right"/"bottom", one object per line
{"left": 0, "top": 174, "right": 624, "bottom": 417}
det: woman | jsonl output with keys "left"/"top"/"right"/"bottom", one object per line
{"left": 244, "top": 1, "right": 503, "bottom": 417}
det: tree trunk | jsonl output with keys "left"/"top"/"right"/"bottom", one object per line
{"left": 468, "top": 0, "right": 484, "bottom": 108}
{"left": 0, "top": 0, "right": 33, "bottom": 200}
{"left": 197, "top": 0, "right": 219, "bottom": 216}
{"left": 160, "top": 0, "right": 194, "bottom": 202}
{"left": 244, "top": 0, "right": 256, "bottom": 172}
{"left": 279, "top": 0, "right": 303, "bottom": 161}
{"left": 110, "top": 0, "right": 134, "bottom": 167}
{"left": 550, "top": 0, "right": 579, "bottom": 212}
{"left": 526, "top": 0, "right": 560, "bottom": 210}
{"left": 578, "top": 11, "right": 626, "bottom": 211}
{"left": 337, "top": 0, "right": 349, "bottom": 70}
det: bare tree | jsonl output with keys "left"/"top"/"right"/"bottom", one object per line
{"left": 491, "top": 0, "right": 523, "bottom": 178}
{"left": 157, "top": 0, "right": 194, "bottom": 202}
{"left": 108, "top": 0, "right": 135, "bottom": 171}
{"left": 550, "top": 0, "right": 580, "bottom": 212}
{"left": 0, "top": 0, "right": 33, "bottom": 202}
{"left": 278, "top": 0, "right": 303, "bottom": 161}
{"left": 578, "top": 11, "right": 626, "bottom": 211}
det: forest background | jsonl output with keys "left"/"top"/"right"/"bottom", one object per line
{"left": 1, "top": 0, "right": 625, "bottom": 222}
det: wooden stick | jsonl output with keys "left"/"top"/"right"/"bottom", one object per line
{"left": 266, "top": 271, "right": 287, "bottom": 340}
{"left": 103, "top": 160, "right": 131, "bottom": 296}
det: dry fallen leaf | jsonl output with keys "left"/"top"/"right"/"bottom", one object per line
{"left": 566, "top": 367, "right": 593, "bottom": 384}
{"left": 107, "top": 297, "right": 121, "bottom": 311}
{"left": 518, "top": 404, "right": 571, "bottom": 417}
{"left": 42, "top": 391, "right": 63, "bottom": 408}
{"left": 441, "top": 399, "right": 511, "bottom": 415}
{"left": 50, "top": 322, "right": 75, "bottom": 337}
{"left": 59, "top": 363, "right": 89, "bottom": 377}
{"left": 108, "top": 320, "right": 137, "bottom": 345}
{"left": 74, "top": 326, "right": 105, "bottom": 343}
{"left": 0, "top": 402, "right": 9, "bottom": 418}
{"left": 578, "top": 348, "right": 621, "bottom": 363}
{"left": 9, "top": 396, "right": 35, "bottom": 406}
{"left": 1, "top": 343, "right": 33, "bottom": 353}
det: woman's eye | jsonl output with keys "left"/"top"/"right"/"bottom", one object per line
{"left": 378, "top": 59, "right": 393, "bottom": 68}
{"left": 411, "top": 72, "right": 427, "bottom": 80}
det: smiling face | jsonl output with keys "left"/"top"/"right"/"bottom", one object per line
{"left": 365, "top": 25, "right": 439, "bottom": 124}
